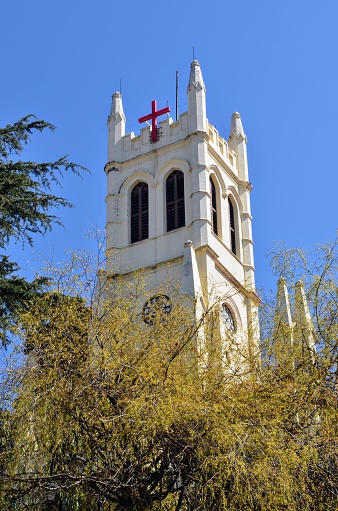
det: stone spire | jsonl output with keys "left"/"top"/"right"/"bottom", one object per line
{"left": 294, "top": 280, "right": 316, "bottom": 363}
{"left": 274, "top": 278, "right": 294, "bottom": 367}
{"left": 188, "top": 60, "right": 206, "bottom": 91}
{"left": 229, "top": 112, "right": 248, "bottom": 181}
{"left": 108, "top": 91, "right": 126, "bottom": 162}
{"left": 276, "top": 278, "right": 294, "bottom": 330}
{"left": 230, "top": 111, "right": 245, "bottom": 138}
{"left": 187, "top": 60, "right": 206, "bottom": 134}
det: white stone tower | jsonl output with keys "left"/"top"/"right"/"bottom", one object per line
{"left": 105, "top": 60, "right": 259, "bottom": 353}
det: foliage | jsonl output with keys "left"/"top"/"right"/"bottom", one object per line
{"left": 0, "top": 240, "right": 338, "bottom": 510}
{"left": 0, "top": 115, "right": 86, "bottom": 340}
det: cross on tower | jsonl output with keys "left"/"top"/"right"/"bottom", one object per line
{"left": 138, "top": 100, "right": 171, "bottom": 142}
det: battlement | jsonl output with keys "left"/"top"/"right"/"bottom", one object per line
{"left": 207, "top": 122, "right": 238, "bottom": 175}
{"left": 108, "top": 111, "right": 192, "bottom": 163}
{"left": 117, "top": 111, "right": 189, "bottom": 161}
{"left": 108, "top": 108, "right": 239, "bottom": 176}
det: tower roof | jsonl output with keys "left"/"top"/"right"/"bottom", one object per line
{"left": 187, "top": 60, "right": 206, "bottom": 92}
{"left": 230, "top": 112, "right": 245, "bottom": 138}
{"left": 109, "top": 91, "right": 125, "bottom": 121}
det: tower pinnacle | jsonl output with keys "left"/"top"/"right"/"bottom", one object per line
{"left": 187, "top": 60, "right": 206, "bottom": 133}
{"left": 229, "top": 112, "right": 248, "bottom": 181}
{"left": 187, "top": 60, "right": 206, "bottom": 92}
{"left": 276, "top": 278, "right": 294, "bottom": 330}
{"left": 109, "top": 91, "right": 125, "bottom": 121}
{"left": 230, "top": 112, "right": 245, "bottom": 138}
{"left": 108, "top": 91, "right": 126, "bottom": 162}
{"left": 274, "top": 278, "right": 294, "bottom": 368}
{"left": 294, "top": 280, "right": 316, "bottom": 361}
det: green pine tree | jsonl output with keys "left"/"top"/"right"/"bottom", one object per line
{"left": 0, "top": 115, "right": 85, "bottom": 341}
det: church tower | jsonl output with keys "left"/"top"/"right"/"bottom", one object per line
{"left": 105, "top": 60, "right": 259, "bottom": 353}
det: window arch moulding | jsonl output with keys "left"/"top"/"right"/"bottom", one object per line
{"left": 220, "top": 299, "right": 244, "bottom": 369}
{"left": 209, "top": 164, "right": 227, "bottom": 199}
{"left": 225, "top": 185, "right": 243, "bottom": 214}
{"left": 220, "top": 296, "right": 242, "bottom": 335}
{"left": 119, "top": 170, "right": 154, "bottom": 195}
{"left": 156, "top": 158, "right": 190, "bottom": 182}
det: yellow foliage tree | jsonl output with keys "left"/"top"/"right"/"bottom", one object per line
{"left": 0, "top": 241, "right": 337, "bottom": 510}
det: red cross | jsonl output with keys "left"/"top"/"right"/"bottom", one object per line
{"left": 138, "top": 100, "right": 171, "bottom": 142}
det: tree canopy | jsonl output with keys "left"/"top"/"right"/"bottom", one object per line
{"left": 0, "top": 115, "right": 85, "bottom": 340}
{"left": 0, "top": 240, "right": 337, "bottom": 510}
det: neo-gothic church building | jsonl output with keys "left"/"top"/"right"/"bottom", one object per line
{"left": 105, "top": 60, "right": 259, "bottom": 357}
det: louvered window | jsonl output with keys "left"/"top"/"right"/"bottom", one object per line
{"left": 166, "top": 170, "right": 185, "bottom": 232}
{"left": 228, "top": 197, "right": 236, "bottom": 255}
{"left": 210, "top": 177, "right": 218, "bottom": 236}
{"left": 131, "top": 182, "right": 149, "bottom": 244}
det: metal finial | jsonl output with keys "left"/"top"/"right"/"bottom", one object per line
{"left": 176, "top": 70, "right": 178, "bottom": 121}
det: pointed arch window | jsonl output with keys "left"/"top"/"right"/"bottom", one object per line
{"left": 131, "top": 182, "right": 149, "bottom": 244}
{"left": 222, "top": 304, "right": 236, "bottom": 333}
{"left": 228, "top": 197, "right": 237, "bottom": 255}
{"left": 210, "top": 177, "right": 218, "bottom": 236}
{"left": 166, "top": 170, "right": 185, "bottom": 232}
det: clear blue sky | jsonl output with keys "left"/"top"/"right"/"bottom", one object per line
{"left": 2, "top": 0, "right": 338, "bottom": 295}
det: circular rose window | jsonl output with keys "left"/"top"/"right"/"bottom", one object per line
{"left": 142, "top": 295, "right": 172, "bottom": 325}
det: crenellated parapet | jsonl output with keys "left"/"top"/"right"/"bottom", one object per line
{"left": 106, "top": 116, "right": 241, "bottom": 175}
{"left": 207, "top": 122, "right": 238, "bottom": 177}
{"left": 108, "top": 111, "right": 190, "bottom": 164}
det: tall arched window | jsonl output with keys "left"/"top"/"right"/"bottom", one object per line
{"left": 210, "top": 177, "right": 218, "bottom": 236}
{"left": 166, "top": 170, "right": 185, "bottom": 232}
{"left": 228, "top": 197, "right": 237, "bottom": 255}
{"left": 222, "top": 304, "right": 236, "bottom": 333}
{"left": 131, "top": 182, "right": 149, "bottom": 244}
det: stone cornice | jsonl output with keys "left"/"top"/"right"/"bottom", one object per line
{"left": 106, "top": 254, "right": 183, "bottom": 280}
